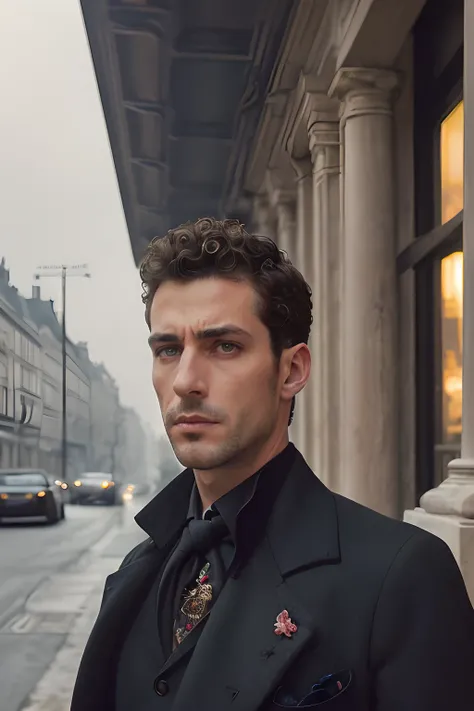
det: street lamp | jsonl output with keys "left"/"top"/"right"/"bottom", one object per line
{"left": 33, "top": 264, "right": 91, "bottom": 484}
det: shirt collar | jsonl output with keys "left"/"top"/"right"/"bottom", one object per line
{"left": 186, "top": 443, "right": 296, "bottom": 553}
{"left": 136, "top": 443, "right": 297, "bottom": 559}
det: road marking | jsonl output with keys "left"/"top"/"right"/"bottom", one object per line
{"left": 10, "top": 613, "right": 36, "bottom": 634}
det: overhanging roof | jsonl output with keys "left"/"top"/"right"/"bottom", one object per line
{"left": 80, "top": 0, "right": 295, "bottom": 264}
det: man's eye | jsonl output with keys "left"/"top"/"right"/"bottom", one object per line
{"left": 156, "top": 346, "right": 180, "bottom": 358}
{"left": 217, "top": 343, "right": 239, "bottom": 354}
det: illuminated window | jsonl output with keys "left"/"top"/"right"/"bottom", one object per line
{"left": 440, "top": 252, "right": 463, "bottom": 443}
{"left": 440, "top": 101, "right": 464, "bottom": 223}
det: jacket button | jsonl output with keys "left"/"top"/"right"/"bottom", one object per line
{"left": 154, "top": 678, "right": 169, "bottom": 697}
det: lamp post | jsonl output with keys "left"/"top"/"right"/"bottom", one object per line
{"left": 33, "top": 264, "right": 90, "bottom": 483}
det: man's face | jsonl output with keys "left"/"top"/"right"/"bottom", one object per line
{"left": 149, "top": 277, "right": 285, "bottom": 471}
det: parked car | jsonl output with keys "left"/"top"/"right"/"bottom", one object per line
{"left": 70, "top": 472, "right": 122, "bottom": 505}
{"left": 0, "top": 469, "right": 66, "bottom": 524}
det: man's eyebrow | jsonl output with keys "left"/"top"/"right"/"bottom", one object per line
{"left": 147, "top": 325, "right": 250, "bottom": 348}
{"left": 197, "top": 325, "right": 251, "bottom": 340}
{"left": 148, "top": 332, "right": 178, "bottom": 348}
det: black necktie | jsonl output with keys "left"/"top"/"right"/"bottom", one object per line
{"left": 157, "top": 513, "right": 228, "bottom": 652}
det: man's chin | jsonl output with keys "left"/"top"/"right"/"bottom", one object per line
{"left": 172, "top": 441, "right": 230, "bottom": 471}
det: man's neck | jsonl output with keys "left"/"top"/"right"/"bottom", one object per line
{"left": 194, "top": 433, "right": 289, "bottom": 511}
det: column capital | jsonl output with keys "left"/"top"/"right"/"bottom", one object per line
{"left": 308, "top": 121, "right": 340, "bottom": 165}
{"left": 290, "top": 156, "right": 313, "bottom": 181}
{"left": 306, "top": 94, "right": 339, "bottom": 170}
{"left": 306, "top": 93, "right": 340, "bottom": 127}
{"left": 329, "top": 67, "right": 400, "bottom": 126}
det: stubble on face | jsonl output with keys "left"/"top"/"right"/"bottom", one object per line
{"left": 150, "top": 277, "right": 284, "bottom": 475}
{"left": 165, "top": 368, "right": 279, "bottom": 472}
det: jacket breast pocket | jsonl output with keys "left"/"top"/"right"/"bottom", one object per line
{"left": 272, "top": 669, "right": 353, "bottom": 709}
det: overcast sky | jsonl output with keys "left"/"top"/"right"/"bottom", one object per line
{"left": 0, "top": 0, "right": 163, "bottom": 433}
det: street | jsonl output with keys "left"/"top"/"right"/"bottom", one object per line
{"left": 0, "top": 503, "right": 126, "bottom": 711}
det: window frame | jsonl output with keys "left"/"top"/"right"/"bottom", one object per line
{"left": 404, "top": 2, "right": 464, "bottom": 501}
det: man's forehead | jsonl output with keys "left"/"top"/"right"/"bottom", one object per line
{"left": 150, "top": 278, "right": 258, "bottom": 331}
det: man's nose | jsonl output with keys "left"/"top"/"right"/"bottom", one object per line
{"left": 172, "top": 349, "right": 207, "bottom": 398}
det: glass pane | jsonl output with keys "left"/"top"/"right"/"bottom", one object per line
{"left": 0, "top": 472, "right": 47, "bottom": 487}
{"left": 441, "top": 251, "right": 463, "bottom": 443}
{"left": 441, "top": 101, "right": 464, "bottom": 223}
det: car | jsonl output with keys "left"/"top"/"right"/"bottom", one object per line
{"left": 70, "top": 472, "right": 122, "bottom": 505}
{"left": 0, "top": 468, "right": 66, "bottom": 524}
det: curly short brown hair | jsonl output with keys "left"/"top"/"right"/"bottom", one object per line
{"left": 140, "top": 217, "right": 312, "bottom": 358}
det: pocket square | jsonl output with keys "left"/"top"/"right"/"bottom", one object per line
{"left": 273, "top": 669, "right": 353, "bottom": 708}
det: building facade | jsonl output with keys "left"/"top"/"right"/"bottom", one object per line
{"left": 115, "top": 406, "right": 147, "bottom": 487}
{"left": 0, "top": 260, "right": 42, "bottom": 468}
{"left": 81, "top": 0, "right": 474, "bottom": 598}
{"left": 75, "top": 342, "right": 123, "bottom": 476}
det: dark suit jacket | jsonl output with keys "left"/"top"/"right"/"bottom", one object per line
{"left": 71, "top": 451, "right": 474, "bottom": 710}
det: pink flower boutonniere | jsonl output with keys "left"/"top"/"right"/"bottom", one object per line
{"left": 274, "top": 609, "right": 297, "bottom": 638}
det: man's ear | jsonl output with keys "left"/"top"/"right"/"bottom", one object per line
{"left": 280, "top": 344, "right": 311, "bottom": 403}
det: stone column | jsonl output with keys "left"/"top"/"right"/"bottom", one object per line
{"left": 273, "top": 193, "right": 301, "bottom": 447}
{"left": 275, "top": 192, "right": 297, "bottom": 260}
{"left": 292, "top": 160, "right": 313, "bottom": 276}
{"left": 291, "top": 158, "right": 313, "bottom": 462}
{"left": 252, "top": 195, "right": 276, "bottom": 239}
{"left": 308, "top": 101, "right": 341, "bottom": 490}
{"left": 330, "top": 68, "right": 399, "bottom": 517}
{"left": 404, "top": 5, "right": 474, "bottom": 603}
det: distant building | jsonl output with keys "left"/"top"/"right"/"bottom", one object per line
{"left": 143, "top": 421, "right": 164, "bottom": 491}
{"left": 116, "top": 406, "right": 147, "bottom": 487}
{"left": 27, "top": 287, "right": 91, "bottom": 480}
{"left": 0, "top": 259, "right": 42, "bottom": 468}
{"left": 74, "top": 342, "right": 122, "bottom": 475}
{"left": 0, "top": 263, "right": 154, "bottom": 489}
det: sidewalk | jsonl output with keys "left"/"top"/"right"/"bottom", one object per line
{"left": 20, "top": 502, "right": 147, "bottom": 711}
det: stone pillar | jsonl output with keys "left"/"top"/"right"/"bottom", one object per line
{"left": 291, "top": 159, "right": 313, "bottom": 462}
{"left": 252, "top": 195, "right": 276, "bottom": 239}
{"left": 292, "top": 160, "right": 313, "bottom": 276}
{"left": 275, "top": 192, "right": 297, "bottom": 260}
{"left": 330, "top": 68, "right": 399, "bottom": 517}
{"left": 274, "top": 193, "right": 301, "bottom": 447}
{"left": 308, "top": 102, "right": 341, "bottom": 490}
{"left": 404, "top": 5, "right": 474, "bottom": 603}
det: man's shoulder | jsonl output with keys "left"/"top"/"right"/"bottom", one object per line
{"left": 332, "top": 490, "right": 451, "bottom": 570}
{"left": 119, "top": 536, "right": 156, "bottom": 570}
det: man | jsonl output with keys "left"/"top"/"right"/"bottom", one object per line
{"left": 72, "top": 218, "right": 474, "bottom": 711}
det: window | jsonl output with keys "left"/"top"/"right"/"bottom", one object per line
{"left": 409, "top": 0, "right": 464, "bottom": 501}
{"left": 14, "top": 361, "right": 21, "bottom": 388}
{"left": 441, "top": 101, "right": 464, "bottom": 224}
{"left": 0, "top": 386, "right": 7, "bottom": 416}
{"left": 0, "top": 472, "right": 47, "bottom": 487}
{"left": 433, "top": 101, "right": 465, "bottom": 482}
{"left": 440, "top": 252, "right": 463, "bottom": 444}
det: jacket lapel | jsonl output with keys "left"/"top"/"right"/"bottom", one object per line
{"left": 172, "top": 454, "right": 341, "bottom": 711}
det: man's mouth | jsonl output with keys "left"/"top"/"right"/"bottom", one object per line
{"left": 174, "top": 415, "right": 218, "bottom": 428}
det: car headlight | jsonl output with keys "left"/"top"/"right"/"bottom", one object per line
{"left": 101, "top": 481, "right": 110, "bottom": 489}
{"left": 37, "top": 491, "right": 46, "bottom": 498}
{"left": 74, "top": 480, "right": 82, "bottom": 487}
